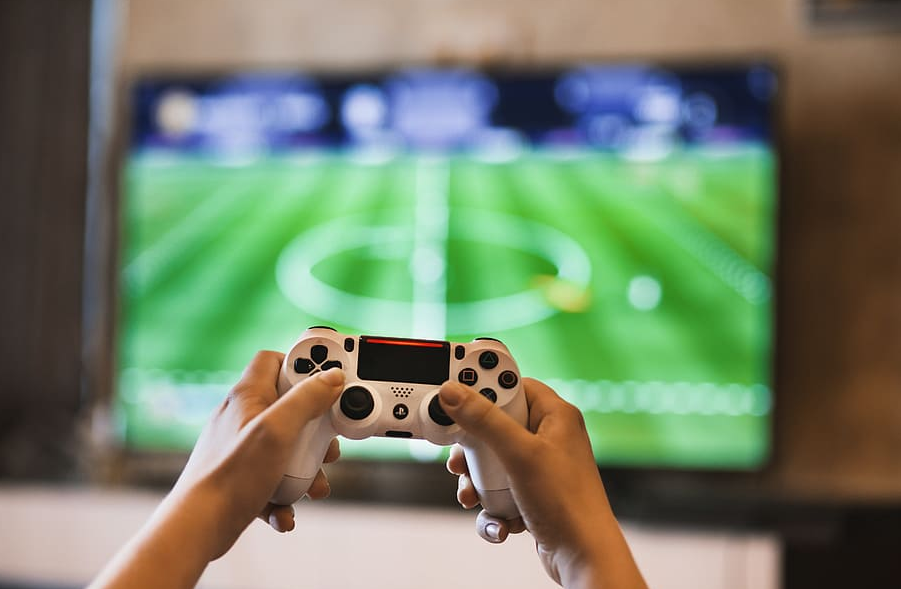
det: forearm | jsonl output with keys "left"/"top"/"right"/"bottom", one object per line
{"left": 89, "top": 489, "right": 220, "bottom": 589}
{"left": 562, "top": 515, "right": 648, "bottom": 589}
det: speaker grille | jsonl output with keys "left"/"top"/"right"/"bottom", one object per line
{"left": 391, "top": 386, "right": 414, "bottom": 398}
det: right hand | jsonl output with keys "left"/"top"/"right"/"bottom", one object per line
{"left": 439, "top": 378, "right": 647, "bottom": 589}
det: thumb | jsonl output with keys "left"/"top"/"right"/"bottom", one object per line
{"left": 438, "top": 381, "right": 532, "bottom": 465}
{"left": 263, "top": 368, "right": 345, "bottom": 436}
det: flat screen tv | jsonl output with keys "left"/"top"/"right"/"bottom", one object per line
{"left": 117, "top": 62, "right": 778, "bottom": 469}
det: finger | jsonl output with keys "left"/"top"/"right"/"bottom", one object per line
{"left": 258, "top": 503, "right": 295, "bottom": 532}
{"left": 456, "top": 473, "right": 480, "bottom": 509}
{"left": 438, "top": 381, "right": 533, "bottom": 465}
{"left": 221, "top": 351, "right": 286, "bottom": 419}
{"left": 269, "top": 505, "right": 295, "bottom": 532}
{"left": 522, "top": 377, "right": 589, "bottom": 439}
{"left": 235, "top": 351, "right": 285, "bottom": 391}
{"left": 521, "top": 377, "right": 570, "bottom": 427}
{"left": 305, "top": 468, "right": 331, "bottom": 500}
{"left": 507, "top": 517, "right": 527, "bottom": 535}
{"left": 446, "top": 444, "right": 468, "bottom": 476}
{"left": 476, "top": 510, "right": 512, "bottom": 544}
{"left": 261, "top": 368, "right": 345, "bottom": 439}
{"left": 323, "top": 438, "right": 341, "bottom": 464}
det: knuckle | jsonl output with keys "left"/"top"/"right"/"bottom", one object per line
{"left": 559, "top": 400, "right": 586, "bottom": 427}
{"left": 467, "top": 401, "right": 498, "bottom": 430}
{"left": 247, "top": 415, "right": 285, "bottom": 450}
{"left": 253, "top": 349, "right": 280, "bottom": 365}
{"left": 225, "top": 384, "right": 248, "bottom": 404}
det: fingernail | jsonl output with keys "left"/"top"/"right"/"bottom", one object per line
{"left": 485, "top": 523, "right": 501, "bottom": 542}
{"left": 319, "top": 367, "right": 344, "bottom": 386}
{"left": 440, "top": 382, "right": 467, "bottom": 407}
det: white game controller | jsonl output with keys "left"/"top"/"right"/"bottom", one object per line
{"left": 270, "top": 326, "right": 528, "bottom": 520}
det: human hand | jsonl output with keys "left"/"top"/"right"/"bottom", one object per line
{"left": 90, "top": 352, "right": 345, "bottom": 589}
{"left": 440, "top": 378, "right": 647, "bottom": 589}
{"left": 172, "top": 351, "right": 345, "bottom": 559}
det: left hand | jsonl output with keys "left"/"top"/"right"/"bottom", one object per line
{"left": 172, "top": 350, "right": 345, "bottom": 560}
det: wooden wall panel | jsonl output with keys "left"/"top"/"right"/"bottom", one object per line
{"left": 0, "top": 0, "right": 92, "bottom": 478}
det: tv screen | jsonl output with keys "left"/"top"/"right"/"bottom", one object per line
{"left": 117, "top": 63, "right": 777, "bottom": 469}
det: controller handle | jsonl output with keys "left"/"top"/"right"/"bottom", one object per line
{"left": 456, "top": 382, "right": 529, "bottom": 520}
{"left": 461, "top": 441, "right": 520, "bottom": 519}
{"left": 270, "top": 413, "right": 336, "bottom": 505}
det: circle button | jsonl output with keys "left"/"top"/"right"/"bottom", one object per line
{"left": 498, "top": 370, "right": 519, "bottom": 389}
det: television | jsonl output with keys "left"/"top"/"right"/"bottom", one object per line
{"left": 117, "top": 62, "right": 778, "bottom": 469}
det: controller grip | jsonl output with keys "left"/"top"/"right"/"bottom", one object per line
{"left": 475, "top": 489, "right": 519, "bottom": 520}
{"left": 463, "top": 442, "right": 521, "bottom": 520}
{"left": 270, "top": 416, "right": 335, "bottom": 505}
{"left": 271, "top": 474, "right": 316, "bottom": 505}
{"left": 461, "top": 389, "right": 528, "bottom": 520}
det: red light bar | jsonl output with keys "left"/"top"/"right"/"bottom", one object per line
{"left": 364, "top": 337, "right": 445, "bottom": 348}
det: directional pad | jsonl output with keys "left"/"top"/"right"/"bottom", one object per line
{"left": 294, "top": 358, "right": 315, "bottom": 374}
{"left": 310, "top": 345, "right": 329, "bottom": 364}
{"left": 321, "top": 360, "right": 343, "bottom": 371}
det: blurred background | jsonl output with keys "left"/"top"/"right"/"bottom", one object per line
{"left": 1, "top": 0, "right": 900, "bottom": 588}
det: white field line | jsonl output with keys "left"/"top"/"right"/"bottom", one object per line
{"left": 411, "top": 157, "right": 451, "bottom": 339}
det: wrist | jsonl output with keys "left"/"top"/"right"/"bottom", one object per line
{"left": 162, "top": 478, "right": 237, "bottom": 563}
{"left": 561, "top": 514, "right": 647, "bottom": 589}
{"left": 89, "top": 484, "right": 225, "bottom": 589}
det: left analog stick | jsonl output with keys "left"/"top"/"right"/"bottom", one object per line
{"left": 340, "top": 386, "right": 374, "bottom": 420}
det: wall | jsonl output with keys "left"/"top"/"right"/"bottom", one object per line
{"left": 0, "top": 486, "right": 779, "bottom": 589}
{"left": 0, "top": 0, "right": 91, "bottom": 479}
{"left": 118, "top": 0, "right": 901, "bottom": 501}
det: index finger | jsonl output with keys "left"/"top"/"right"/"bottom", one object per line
{"left": 522, "top": 377, "right": 579, "bottom": 432}
{"left": 231, "top": 350, "right": 285, "bottom": 404}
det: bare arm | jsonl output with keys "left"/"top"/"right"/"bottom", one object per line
{"left": 441, "top": 378, "right": 648, "bottom": 589}
{"left": 89, "top": 352, "right": 344, "bottom": 589}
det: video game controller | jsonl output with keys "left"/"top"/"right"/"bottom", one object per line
{"left": 270, "top": 326, "right": 528, "bottom": 520}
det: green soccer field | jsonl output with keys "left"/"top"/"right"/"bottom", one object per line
{"left": 117, "top": 146, "right": 775, "bottom": 468}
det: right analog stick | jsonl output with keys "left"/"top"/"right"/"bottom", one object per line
{"left": 428, "top": 395, "right": 455, "bottom": 426}
{"left": 340, "top": 386, "right": 375, "bottom": 420}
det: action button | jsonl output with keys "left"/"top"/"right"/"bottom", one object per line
{"left": 393, "top": 403, "right": 409, "bottom": 420}
{"left": 344, "top": 338, "right": 355, "bottom": 352}
{"left": 428, "top": 395, "right": 455, "bottom": 426}
{"left": 478, "top": 351, "right": 499, "bottom": 370}
{"left": 479, "top": 388, "right": 497, "bottom": 403}
{"left": 340, "top": 386, "right": 374, "bottom": 420}
{"left": 293, "top": 358, "right": 315, "bottom": 374}
{"left": 454, "top": 345, "right": 465, "bottom": 360}
{"left": 498, "top": 370, "right": 518, "bottom": 389}
{"left": 458, "top": 368, "right": 478, "bottom": 386}
{"left": 321, "top": 360, "right": 343, "bottom": 371}
{"left": 311, "top": 345, "right": 328, "bottom": 364}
